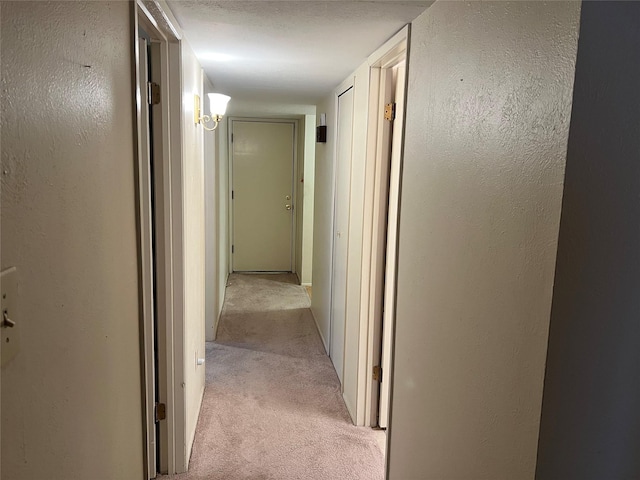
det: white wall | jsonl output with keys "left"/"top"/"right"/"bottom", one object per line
{"left": 301, "top": 114, "right": 316, "bottom": 285}
{"left": 311, "top": 96, "right": 336, "bottom": 352}
{"left": 1, "top": 2, "right": 144, "bottom": 478}
{"left": 387, "top": 2, "right": 581, "bottom": 479}
{"left": 311, "top": 62, "right": 371, "bottom": 422}
{"left": 180, "top": 40, "right": 206, "bottom": 463}
{"left": 227, "top": 100, "right": 315, "bottom": 117}
{"left": 294, "top": 114, "right": 316, "bottom": 285}
{"left": 204, "top": 76, "right": 219, "bottom": 341}
{"left": 217, "top": 118, "right": 230, "bottom": 309}
{"left": 295, "top": 116, "right": 306, "bottom": 281}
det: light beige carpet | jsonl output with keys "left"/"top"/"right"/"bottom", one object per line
{"left": 166, "top": 273, "right": 385, "bottom": 480}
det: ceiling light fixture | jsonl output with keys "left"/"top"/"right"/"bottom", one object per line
{"left": 194, "top": 93, "right": 231, "bottom": 131}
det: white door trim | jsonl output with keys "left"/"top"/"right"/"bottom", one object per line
{"left": 358, "top": 25, "right": 409, "bottom": 428}
{"left": 134, "top": 32, "right": 157, "bottom": 479}
{"left": 379, "top": 62, "right": 406, "bottom": 429}
{"left": 135, "top": 1, "right": 186, "bottom": 476}
{"left": 227, "top": 117, "right": 299, "bottom": 274}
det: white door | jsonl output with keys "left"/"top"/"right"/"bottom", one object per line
{"left": 232, "top": 121, "right": 295, "bottom": 272}
{"left": 379, "top": 62, "right": 406, "bottom": 428}
{"left": 330, "top": 87, "right": 354, "bottom": 385}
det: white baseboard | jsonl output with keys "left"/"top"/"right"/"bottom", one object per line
{"left": 310, "top": 308, "right": 329, "bottom": 354}
{"left": 343, "top": 391, "right": 357, "bottom": 425}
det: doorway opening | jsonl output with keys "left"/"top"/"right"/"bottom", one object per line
{"left": 134, "top": 3, "right": 185, "bottom": 477}
{"left": 360, "top": 27, "right": 409, "bottom": 433}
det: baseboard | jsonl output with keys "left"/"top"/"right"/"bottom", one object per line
{"left": 301, "top": 282, "right": 312, "bottom": 287}
{"left": 185, "top": 385, "right": 206, "bottom": 468}
{"left": 214, "top": 289, "right": 226, "bottom": 340}
{"left": 212, "top": 316, "right": 219, "bottom": 341}
{"left": 212, "top": 273, "right": 228, "bottom": 341}
{"left": 343, "top": 391, "right": 357, "bottom": 425}
{"left": 310, "top": 308, "right": 329, "bottom": 354}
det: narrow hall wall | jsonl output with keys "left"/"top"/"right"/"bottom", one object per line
{"left": 388, "top": 2, "right": 581, "bottom": 478}
{"left": 536, "top": 2, "right": 640, "bottom": 478}
{"left": 1, "top": 2, "right": 144, "bottom": 478}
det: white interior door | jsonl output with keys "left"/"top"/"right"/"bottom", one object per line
{"left": 330, "top": 87, "right": 354, "bottom": 385}
{"left": 379, "top": 62, "right": 406, "bottom": 428}
{"left": 232, "top": 121, "right": 295, "bottom": 272}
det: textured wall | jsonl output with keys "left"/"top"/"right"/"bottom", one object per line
{"left": 0, "top": 2, "right": 144, "bottom": 478}
{"left": 388, "top": 2, "right": 580, "bottom": 478}
{"left": 181, "top": 40, "right": 206, "bottom": 462}
{"left": 536, "top": 2, "right": 640, "bottom": 478}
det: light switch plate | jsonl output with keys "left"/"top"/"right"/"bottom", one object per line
{"left": 1, "top": 267, "right": 20, "bottom": 367}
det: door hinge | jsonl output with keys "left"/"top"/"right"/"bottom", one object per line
{"left": 373, "top": 365, "right": 382, "bottom": 382}
{"left": 384, "top": 102, "right": 396, "bottom": 122}
{"left": 232, "top": 245, "right": 235, "bottom": 254}
{"left": 154, "top": 402, "right": 166, "bottom": 422}
{"left": 148, "top": 82, "right": 161, "bottom": 105}
{"left": 231, "top": 133, "right": 234, "bottom": 143}
{"left": 232, "top": 190, "right": 234, "bottom": 200}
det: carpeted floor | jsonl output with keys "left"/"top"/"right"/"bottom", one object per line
{"left": 167, "top": 273, "right": 385, "bottom": 480}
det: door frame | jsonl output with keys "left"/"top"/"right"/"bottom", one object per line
{"left": 358, "top": 25, "right": 410, "bottom": 427}
{"left": 135, "top": 29, "right": 156, "bottom": 478}
{"left": 133, "top": 1, "right": 186, "bottom": 476}
{"left": 328, "top": 80, "right": 356, "bottom": 386}
{"left": 227, "top": 117, "right": 300, "bottom": 274}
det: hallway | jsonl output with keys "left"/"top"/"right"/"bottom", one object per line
{"left": 172, "top": 274, "right": 385, "bottom": 480}
{"left": 4, "top": 2, "right": 638, "bottom": 479}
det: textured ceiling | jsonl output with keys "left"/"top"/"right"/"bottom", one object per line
{"left": 167, "top": 1, "right": 432, "bottom": 105}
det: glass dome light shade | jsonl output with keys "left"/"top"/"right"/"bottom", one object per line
{"left": 208, "top": 93, "right": 231, "bottom": 117}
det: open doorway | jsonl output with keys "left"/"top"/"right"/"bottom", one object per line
{"left": 135, "top": 25, "right": 159, "bottom": 477}
{"left": 378, "top": 60, "right": 406, "bottom": 429}
{"left": 134, "top": 3, "right": 185, "bottom": 477}
{"left": 361, "top": 27, "right": 409, "bottom": 431}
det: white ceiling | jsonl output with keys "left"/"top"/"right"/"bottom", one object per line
{"left": 167, "top": 1, "right": 432, "bottom": 106}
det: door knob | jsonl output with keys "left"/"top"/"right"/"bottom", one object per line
{"left": 285, "top": 204, "right": 292, "bottom": 211}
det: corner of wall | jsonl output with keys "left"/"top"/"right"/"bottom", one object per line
{"left": 301, "top": 113, "right": 317, "bottom": 285}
